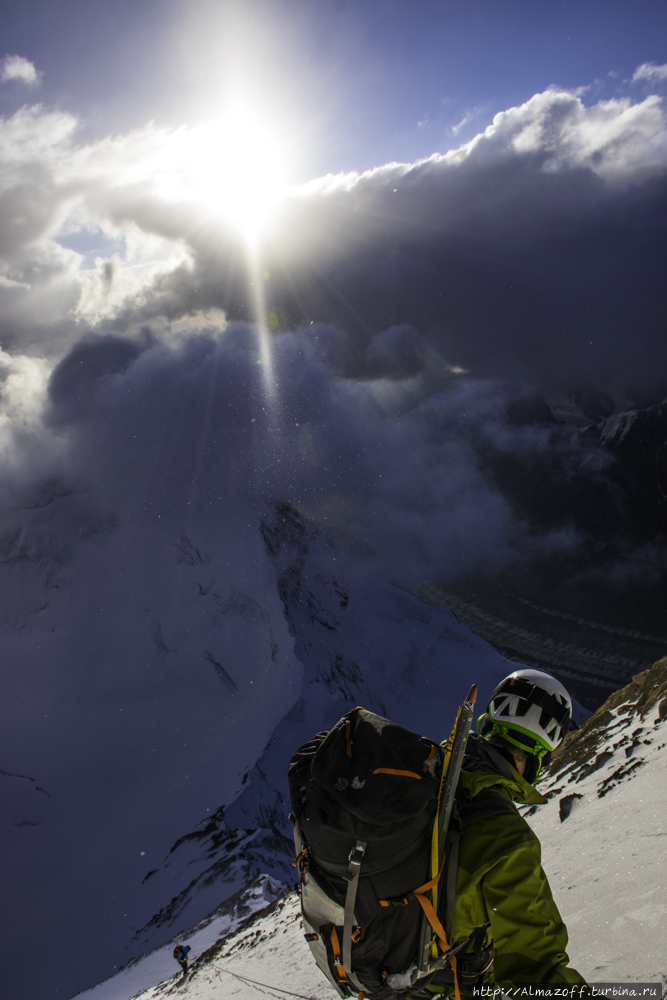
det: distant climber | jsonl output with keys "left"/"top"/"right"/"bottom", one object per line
{"left": 173, "top": 943, "right": 191, "bottom": 974}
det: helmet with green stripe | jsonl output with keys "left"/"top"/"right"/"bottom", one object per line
{"left": 477, "top": 668, "right": 572, "bottom": 763}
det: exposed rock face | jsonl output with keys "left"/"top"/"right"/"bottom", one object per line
{"left": 545, "top": 655, "right": 667, "bottom": 781}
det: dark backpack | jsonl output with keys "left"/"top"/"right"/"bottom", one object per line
{"left": 288, "top": 708, "right": 511, "bottom": 1000}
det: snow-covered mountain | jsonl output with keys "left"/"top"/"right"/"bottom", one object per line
{"left": 74, "top": 655, "right": 667, "bottom": 1000}
{"left": 1, "top": 480, "right": 528, "bottom": 999}
{"left": 116, "top": 502, "right": 529, "bottom": 957}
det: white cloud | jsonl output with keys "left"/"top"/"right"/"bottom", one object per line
{"left": 452, "top": 111, "right": 473, "bottom": 135}
{"left": 504, "top": 91, "right": 667, "bottom": 181}
{"left": 1, "top": 55, "right": 40, "bottom": 85}
{"left": 632, "top": 62, "right": 667, "bottom": 83}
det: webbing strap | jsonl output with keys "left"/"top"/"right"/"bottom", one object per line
{"left": 412, "top": 851, "right": 449, "bottom": 951}
{"left": 372, "top": 768, "right": 422, "bottom": 779}
{"left": 413, "top": 890, "right": 450, "bottom": 954}
{"left": 413, "top": 849, "right": 446, "bottom": 898}
{"left": 423, "top": 743, "right": 437, "bottom": 773}
{"left": 497, "top": 677, "right": 570, "bottom": 728}
{"left": 446, "top": 834, "right": 460, "bottom": 950}
{"left": 342, "top": 840, "right": 366, "bottom": 977}
{"left": 330, "top": 926, "right": 348, "bottom": 983}
{"left": 450, "top": 955, "right": 461, "bottom": 1000}
{"left": 292, "top": 819, "right": 302, "bottom": 859}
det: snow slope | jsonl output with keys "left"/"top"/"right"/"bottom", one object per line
{"left": 74, "top": 894, "right": 324, "bottom": 1000}
{"left": 528, "top": 656, "right": 667, "bottom": 984}
{"left": 76, "top": 658, "right": 667, "bottom": 1000}
{"left": 71, "top": 876, "right": 288, "bottom": 1000}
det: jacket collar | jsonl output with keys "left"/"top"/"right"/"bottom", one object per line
{"left": 459, "top": 733, "right": 547, "bottom": 806}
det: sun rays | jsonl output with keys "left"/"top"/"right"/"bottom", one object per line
{"left": 178, "top": 100, "right": 293, "bottom": 408}
{"left": 176, "top": 101, "right": 293, "bottom": 245}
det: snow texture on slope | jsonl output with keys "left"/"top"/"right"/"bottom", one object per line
{"left": 527, "top": 657, "right": 667, "bottom": 984}
{"left": 72, "top": 876, "right": 287, "bottom": 1000}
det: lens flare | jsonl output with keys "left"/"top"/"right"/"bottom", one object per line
{"left": 176, "top": 102, "right": 292, "bottom": 243}
{"left": 151, "top": 99, "right": 292, "bottom": 409}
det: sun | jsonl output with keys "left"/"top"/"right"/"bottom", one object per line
{"left": 174, "top": 102, "right": 292, "bottom": 243}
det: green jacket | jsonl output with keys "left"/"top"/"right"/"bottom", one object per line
{"left": 432, "top": 736, "right": 587, "bottom": 994}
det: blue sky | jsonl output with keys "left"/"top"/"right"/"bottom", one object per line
{"left": 2, "top": 0, "right": 667, "bottom": 178}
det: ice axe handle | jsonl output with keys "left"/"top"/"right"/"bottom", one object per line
{"left": 416, "top": 684, "right": 477, "bottom": 976}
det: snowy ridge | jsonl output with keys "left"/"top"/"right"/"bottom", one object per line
{"left": 77, "top": 658, "right": 667, "bottom": 999}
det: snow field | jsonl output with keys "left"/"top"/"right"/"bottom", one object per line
{"left": 527, "top": 701, "right": 667, "bottom": 985}
{"left": 72, "top": 878, "right": 291, "bottom": 1000}
{"left": 130, "top": 895, "right": 334, "bottom": 1000}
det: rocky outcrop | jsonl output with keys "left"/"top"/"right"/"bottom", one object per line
{"left": 545, "top": 655, "right": 667, "bottom": 780}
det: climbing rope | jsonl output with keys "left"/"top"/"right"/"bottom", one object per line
{"left": 211, "top": 963, "right": 322, "bottom": 1000}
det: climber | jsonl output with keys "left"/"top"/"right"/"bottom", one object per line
{"left": 423, "top": 667, "right": 589, "bottom": 994}
{"left": 173, "top": 943, "right": 191, "bottom": 974}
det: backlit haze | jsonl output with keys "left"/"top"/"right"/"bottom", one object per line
{"left": 1, "top": 2, "right": 667, "bottom": 997}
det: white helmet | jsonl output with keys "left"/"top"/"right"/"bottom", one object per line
{"left": 480, "top": 668, "right": 572, "bottom": 755}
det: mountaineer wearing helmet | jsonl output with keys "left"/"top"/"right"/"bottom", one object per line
{"left": 420, "top": 668, "right": 589, "bottom": 996}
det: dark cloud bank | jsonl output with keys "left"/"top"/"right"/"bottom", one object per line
{"left": 110, "top": 90, "right": 667, "bottom": 401}
{"left": 40, "top": 322, "right": 667, "bottom": 628}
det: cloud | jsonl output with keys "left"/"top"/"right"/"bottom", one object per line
{"left": 25, "top": 327, "right": 588, "bottom": 595}
{"left": 255, "top": 89, "right": 667, "bottom": 396}
{"left": 1, "top": 55, "right": 40, "bottom": 85}
{"left": 0, "top": 86, "right": 662, "bottom": 590}
{"left": 0, "top": 87, "right": 665, "bottom": 401}
{"left": 0, "top": 88, "right": 663, "bottom": 542}
{"left": 451, "top": 111, "right": 473, "bottom": 134}
{"left": 632, "top": 62, "right": 667, "bottom": 83}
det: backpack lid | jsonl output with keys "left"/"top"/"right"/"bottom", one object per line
{"left": 290, "top": 707, "right": 443, "bottom": 873}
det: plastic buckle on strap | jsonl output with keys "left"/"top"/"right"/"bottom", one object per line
{"left": 348, "top": 842, "right": 366, "bottom": 869}
{"left": 343, "top": 841, "right": 367, "bottom": 976}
